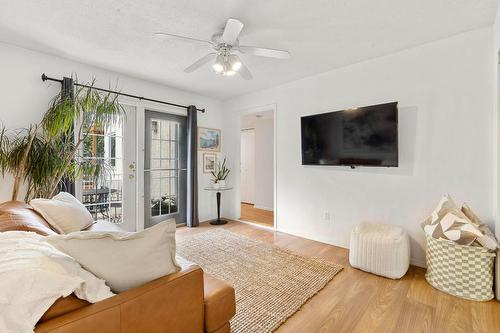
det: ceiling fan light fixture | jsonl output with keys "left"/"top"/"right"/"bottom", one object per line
{"left": 212, "top": 62, "right": 224, "bottom": 73}
{"left": 232, "top": 62, "right": 242, "bottom": 71}
{"left": 222, "top": 61, "right": 235, "bottom": 76}
{"left": 229, "top": 54, "right": 242, "bottom": 71}
{"left": 212, "top": 55, "right": 224, "bottom": 73}
{"left": 212, "top": 54, "right": 239, "bottom": 76}
{"left": 158, "top": 17, "right": 290, "bottom": 80}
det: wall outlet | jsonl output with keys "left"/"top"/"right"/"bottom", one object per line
{"left": 324, "top": 211, "right": 331, "bottom": 221}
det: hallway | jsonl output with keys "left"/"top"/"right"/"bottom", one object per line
{"left": 240, "top": 203, "right": 273, "bottom": 227}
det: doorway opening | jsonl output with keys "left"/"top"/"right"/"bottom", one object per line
{"left": 239, "top": 110, "right": 275, "bottom": 228}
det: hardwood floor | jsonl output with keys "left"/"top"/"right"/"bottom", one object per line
{"left": 239, "top": 203, "right": 274, "bottom": 227}
{"left": 177, "top": 221, "right": 500, "bottom": 333}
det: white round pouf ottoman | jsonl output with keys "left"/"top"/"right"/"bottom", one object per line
{"left": 349, "top": 222, "right": 410, "bottom": 279}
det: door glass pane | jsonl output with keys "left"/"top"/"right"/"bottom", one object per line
{"left": 81, "top": 120, "right": 124, "bottom": 223}
{"left": 150, "top": 118, "right": 178, "bottom": 217}
{"left": 145, "top": 113, "right": 186, "bottom": 227}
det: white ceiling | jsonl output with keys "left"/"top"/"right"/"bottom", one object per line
{"left": 0, "top": 0, "right": 498, "bottom": 100}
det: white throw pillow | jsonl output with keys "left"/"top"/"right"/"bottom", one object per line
{"left": 45, "top": 220, "right": 181, "bottom": 293}
{"left": 421, "top": 195, "right": 483, "bottom": 246}
{"left": 461, "top": 203, "right": 499, "bottom": 250}
{"left": 30, "top": 192, "right": 93, "bottom": 234}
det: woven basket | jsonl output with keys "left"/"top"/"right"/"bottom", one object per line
{"left": 425, "top": 236, "right": 495, "bottom": 301}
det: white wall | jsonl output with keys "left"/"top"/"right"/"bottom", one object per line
{"left": 493, "top": 2, "right": 500, "bottom": 242}
{"left": 240, "top": 129, "right": 255, "bottom": 204}
{"left": 223, "top": 28, "right": 495, "bottom": 266}
{"left": 253, "top": 117, "right": 274, "bottom": 211}
{"left": 492, "top": 3, "right": 500, "bottom": 301}
{"left": 0, "top": 42, "right": 225, "bottom": 223}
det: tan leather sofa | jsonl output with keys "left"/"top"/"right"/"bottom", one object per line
{"left": 0, "top": 201, "right": 236, "bottom": 333}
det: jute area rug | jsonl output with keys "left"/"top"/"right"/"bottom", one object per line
{"left": 177, "top": 229, "right": 343, "bottom": 333}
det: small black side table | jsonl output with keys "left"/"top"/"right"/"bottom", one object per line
{"left": 204, "top": 186, "right": 233, "bottom": 225}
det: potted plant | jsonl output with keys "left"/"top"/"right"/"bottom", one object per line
{"left": 151, "top": 195, "right": 178, "bottom": 216}
{"left": 0, "top": 78, "right": 123, "bottom": 201}
{"left": 210, "top": 157, "right": 230, "bottom": 188}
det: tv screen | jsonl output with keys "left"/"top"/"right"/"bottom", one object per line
{"left": 301, "top": 102, "right": 398, "bottom": 167}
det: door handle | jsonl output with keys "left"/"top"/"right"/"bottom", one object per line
{"left": 129, "top": 162, "right": 136, "bottom": 180}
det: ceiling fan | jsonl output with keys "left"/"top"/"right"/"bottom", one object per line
{"left": 154, "top": 18, "right": 290, "bottom": 80}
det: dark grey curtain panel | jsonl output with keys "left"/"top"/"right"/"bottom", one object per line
{"left": 186, "top": 105, "right": 199, "bottom": 227}
{"left": 58, "top": 77, "right": 75, "bottom": 196}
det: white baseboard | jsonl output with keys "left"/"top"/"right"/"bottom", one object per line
{"left": 253, "top": 205, "right": 274, "bottom": 212}
{"left": 237, "top": 219, "right": 275, "bottom": 231}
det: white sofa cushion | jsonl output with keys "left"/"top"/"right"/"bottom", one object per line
{"left": 46, "top": 220, "right": 180, "bottom": 292}
{"left": 30, "top": 192, "right": 93, "bottom": 234}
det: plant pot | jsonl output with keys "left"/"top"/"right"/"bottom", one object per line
{"left": 213, "top": 180, "right": 225, "bottom": 189}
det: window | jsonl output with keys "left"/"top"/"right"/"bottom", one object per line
{"left": 81, "top": 120, "right": 124, "bottom": 223}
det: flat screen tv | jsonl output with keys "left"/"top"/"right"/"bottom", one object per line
{"left": 301, "top": 102, "right": 398, "bottom": 167}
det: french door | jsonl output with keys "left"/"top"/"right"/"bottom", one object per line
{"left": 76, "top": 104, "right": 137, "bottom": 231}
{"left": 144, "top": 110, "right": 187, "bottom": 228}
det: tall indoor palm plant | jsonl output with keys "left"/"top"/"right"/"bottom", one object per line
{"left": 0, "top": 79, "right": 124, "bottom": 201}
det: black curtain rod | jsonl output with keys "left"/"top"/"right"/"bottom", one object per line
{"left": 41, "top": 73, "right": 205, "bottom": 113}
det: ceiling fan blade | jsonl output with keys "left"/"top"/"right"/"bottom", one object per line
{"left": 184, "top": 53, "right": 216, "bottom": 73}
{"left": 222, "top": 18, "right": 244, "bottom": 45}
{"left": 239, "top": 62, "right": 253, "bottom": 80}
{"left": 238, "top": 46, "right": 290, "bottom": 59}
{"left": 154, "top": 32, "right": 213, "bottom": 46}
